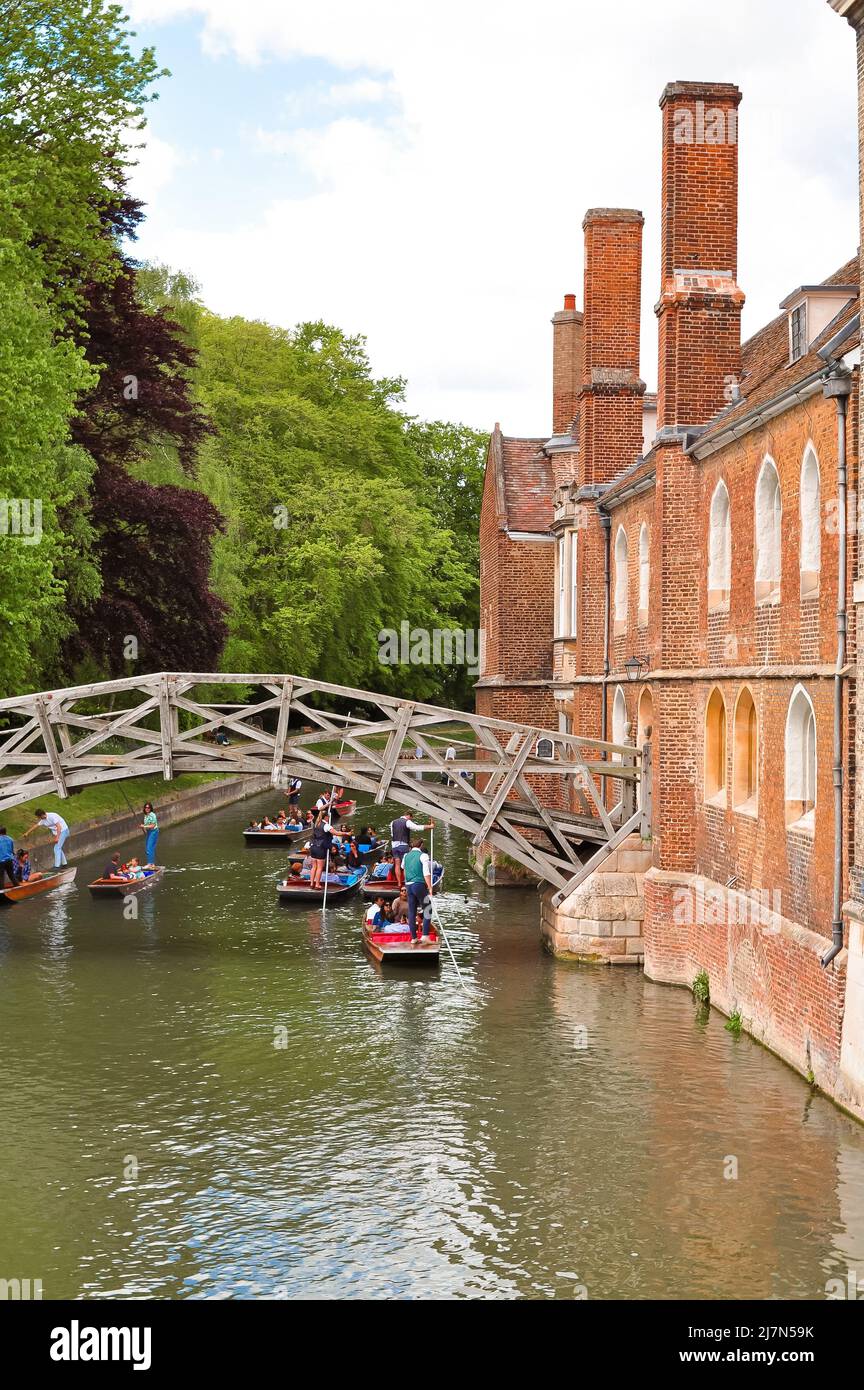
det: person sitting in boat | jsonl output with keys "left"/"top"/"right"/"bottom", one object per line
{"left": 0, "top": 826, "right": 20, "bottom": 886}
{"left": 304, "top": 809, "right": 315, "bottom": 827}
{"left": 371, "top": 858, "right": 393, "bottom": 880}
{"left": 391, "top": 887, "right": 409, "bottom": 923}
{"left": 16, "top": 848, "right": 43, "bottom": 883}
{"left": 275, "top": 811, "right": 288, "bottom": 828}
{"left": 343, "top": 838, "right": 362, "bottom": 870}
{"left": 261, "top": 815, "right": 276, "bottom": 830}
{"left": 124, "top": 858, "right": 146, "bottom": 881}
{"left": 247, "top": 819, "right": 263, "bottom": 831}
{"left": 361, "top": 825, "right": 378, "bottom": 848}
{"left": 365, "top": 896, "right": 386, "bottom": 927}
{"left": 102, "top": 853, "right": 126, "bottom": 882}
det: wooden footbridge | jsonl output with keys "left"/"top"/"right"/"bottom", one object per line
{"left": 0, "top": 673, "right": 648, "bottom": 904}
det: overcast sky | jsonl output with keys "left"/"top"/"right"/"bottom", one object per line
{"left": 127, "top": 0, "right": 858, "bottom": 437}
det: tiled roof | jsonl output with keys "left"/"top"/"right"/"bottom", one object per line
{"left": 695, "top": 257, "right": 860, "bottom": 447}
{"left": 497, "top": 432, "right": 553, "bottom": 532}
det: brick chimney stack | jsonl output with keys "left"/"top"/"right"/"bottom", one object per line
{"left": 656, "top": 81, "right": 744, "bottom": 433}
{"left": 551, "top": 294, "right": 583, "bottom": 436}
{"left": 579, "top": 208, "right": 645, "bottom": 486}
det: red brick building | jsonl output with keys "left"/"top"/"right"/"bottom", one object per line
{"left": 478, "top": 71, "right": 864, "bottom": 1118}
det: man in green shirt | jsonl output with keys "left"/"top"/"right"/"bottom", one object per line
{"left": 403, "top": 838, "right": 433, "bottom": 944}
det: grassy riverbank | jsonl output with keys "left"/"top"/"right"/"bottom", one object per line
{"left": 1, "top": 773, "right": 225, "bottom": 841}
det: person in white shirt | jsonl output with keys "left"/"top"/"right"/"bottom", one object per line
{"left": 24, "top": 808, "right": 70, "bottom": 868}
{"left": 442, "top": 744, "right": 456, "bottom": 784}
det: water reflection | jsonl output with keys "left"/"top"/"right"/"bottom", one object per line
{"left": 0, "top": 788, "right": 863, "bottom": 1299}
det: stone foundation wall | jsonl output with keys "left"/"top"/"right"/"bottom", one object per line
{"left": 540, "top": 833, "right": 651, "bottom": 963}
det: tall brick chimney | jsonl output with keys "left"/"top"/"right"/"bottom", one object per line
{"left": 551, "top": 294, "right": 583, "bottom": 436}
{"left": 579, "top": 208, "right": 645, "bottom": 486}
{"left": 656, "top": 81, "right": 744, "bottom": 433}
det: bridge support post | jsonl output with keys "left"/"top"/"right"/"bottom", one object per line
{"left": 540, "top": 832, "right": 652, "bottom": 964}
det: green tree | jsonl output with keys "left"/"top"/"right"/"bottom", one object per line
{"left": 0, "top": 191, "right": 98, "bottom": 692}
{"left": 0, "top": 0, "right": 165, "bottom": 317}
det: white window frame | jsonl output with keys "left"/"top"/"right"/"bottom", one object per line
{"left": 614, "top": 525, "right": 628, "bottom": 635}
{"left": 569, "top": 529, "right": 578, "bottom": 637}
{"left": 800, "top": 444, "right": 821, "bottom": 597}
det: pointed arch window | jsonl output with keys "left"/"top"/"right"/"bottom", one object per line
{"left": 785, "top": 685, "right": 816, "bottom": 831}
{"left": 800, "top": 445, "right": 821, "bottom": 597}
{"left": 755, "top": 457, "right": 782, "bottom": 603}
{"left": 708, "top": 480, "right": 731, "bottom": 609}
{"left": 732, "top": 687, "right": 758, "bottom": 813}
{"left": 638, "top": 523, "right": 650, "bottom": 626}
{"left": 614, "top": 526, "right": 628, "bottom": 634}
{"left": 704, "top": 687, "right": 727, "bottom": 805}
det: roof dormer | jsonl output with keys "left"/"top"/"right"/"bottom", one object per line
{"left": 780, "top": 283, "right": 858, "bottom": 365}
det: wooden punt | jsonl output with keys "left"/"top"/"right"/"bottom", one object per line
{"left": 332, "top": 839, "right": 386, "bottom": 866}
{"left": 320, "top": 799, "right": 357, "bottom": 823}
{"left": 277, "top": 866, "right": 368, "bottom": 904}
{"left": 243, "top": 825, "right": 308, "bottom": 845}
{"left": 0, "top": 866, "right": 78, "bottom": 905}
{"left": 87, "top": 866, "right": 165, "bottom": 897}
{"left": 362, "top": 921, "right": 440, "bottom": 966}
{"left": 361, "top": 863, "right": 444, "bottom": 900}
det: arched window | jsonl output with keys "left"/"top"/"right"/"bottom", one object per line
{"left": 732, "top": 687, "right": 758, "bottom": 812}
{"left": 755, "top": 457, "right": 782, "bottom": 602}
{"left": 704, "top": 687, "right": 727, "bottom": 804}
{"left": 612, "top": 684, "right": 628, "bottom": 764}
{"left": 800, "top": 445, "right": 821, "bottom": 597}
{"left": 638, "top": 523, "right": 650, "bottom": 624}
{"left": 708, "top": 480, "right": 731, "bottom": 608}
{"left": 569, "top": 529, "right": 578, "bottom": 636}
{"left": 785, "top": 685, "right": 817, "bottom": 829}
{"left": 614, "top": 526, "right": 628, "bottom": 633}
{"left": 637, "top": 686, "right": 653, "bottom": 810}
{"left": 556, "top": 536, "right": 566, "bottom": 636}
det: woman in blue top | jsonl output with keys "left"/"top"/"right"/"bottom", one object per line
{"left": 141, "top": 803, "right": 159, "bottom": 864}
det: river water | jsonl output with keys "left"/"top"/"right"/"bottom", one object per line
{"left": 2, "top": 784, "right": 864, "bottom": 1301}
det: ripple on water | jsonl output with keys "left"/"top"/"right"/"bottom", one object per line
{"left": 2, "top": 792, "right": 864, "bottom": 1298}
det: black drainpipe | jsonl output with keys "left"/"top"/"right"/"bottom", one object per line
{"left": 822, "top": 367, "right": 853, "bottom": 969}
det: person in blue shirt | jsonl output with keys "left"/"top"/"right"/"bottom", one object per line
{"left": 0, "top": 827, "right": 18, "bottom": 886}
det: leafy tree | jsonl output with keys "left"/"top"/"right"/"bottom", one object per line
{"left": 0, "top": 0, "right": 164, "bottom": 317}
{"left": 62, "top": 203, "right": 226, "bottom": 678}
{"left": 0, "top": 186, "right": 98, "bottom": 693}
{"left": 190, "top": 314, "right": 477, "bottom": 700}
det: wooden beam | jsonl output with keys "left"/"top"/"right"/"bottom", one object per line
{"left": 374, "top": 701, "right": 415, "bottom": 804}
{"left": 473, "top": 733, "right": 535, "bottom": 844}
{"left": 159, "top": 676, "right": 173, "bottom": 781}
{"left": 35, "top": 698, "right": 68, "bottom": 799}
{"left": 270, "top": 678, "right": 294, "bottom": 788}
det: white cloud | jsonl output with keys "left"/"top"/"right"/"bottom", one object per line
{"left": 128, "top": 0, "right": 858, "bottom": 434}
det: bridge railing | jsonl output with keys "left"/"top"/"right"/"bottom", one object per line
{"left": 0, "top": 672, "right": 646, "bottom": 897}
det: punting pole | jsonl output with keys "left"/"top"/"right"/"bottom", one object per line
{"left": 429, "top": 825, "right": 469, "bottom": 993}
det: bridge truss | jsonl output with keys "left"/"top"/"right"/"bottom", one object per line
{"left": 0, "top": 673, "right": 648, "bottom": 904}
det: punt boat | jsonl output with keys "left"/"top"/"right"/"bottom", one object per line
{"left": 87, "top": 866, "right": 165, "bottom": 897}
{"left": 243, "top": 824, "right": 308, "bottom": 845}
{"left": 361, "top": 862, "right": 444, "bottom": 900}
{"left": 361, "top": 921, "right": 440, "bottom": 966}
{"left": 277, "top": 866, "right": 368, "bottom": 904}
{"left": 0, "top": 866, "right": 78, "bottom": 906}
